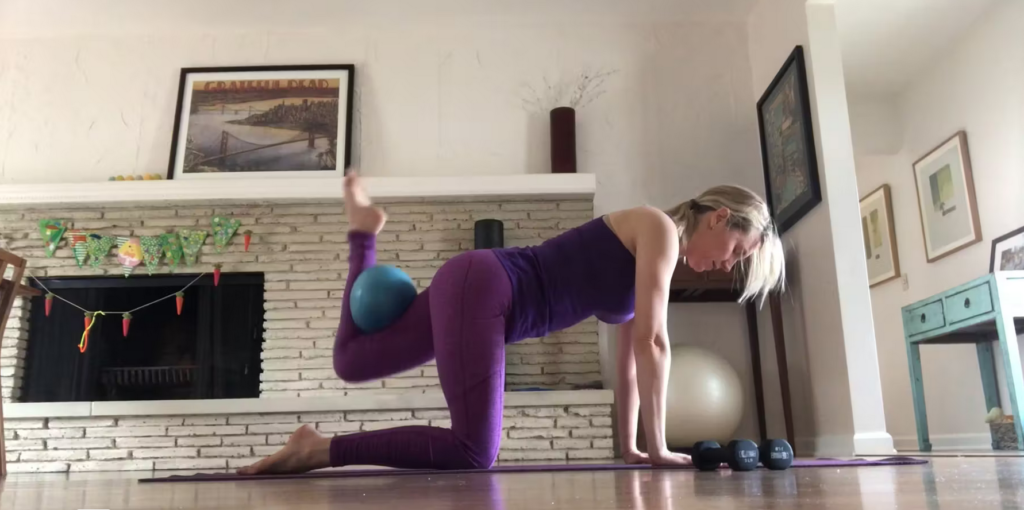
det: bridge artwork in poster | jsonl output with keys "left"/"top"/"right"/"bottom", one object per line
{"left": 166, "top": 65, "right": 355, "bottom": 180}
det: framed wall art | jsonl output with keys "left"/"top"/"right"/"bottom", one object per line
{"left": 167, "top": 64, "right": 355, "bottom": 180}
{"left": 990, "top": 225, "right": 1024, "bottom": 273}
{"left": 911, "top": 130, "right": 982, "bottom": 262}
{"left": 756, "top": 45, "right": 822, "bottom": 234}
{"left": 859, "top": 184, "right": 901, "bottom": 287}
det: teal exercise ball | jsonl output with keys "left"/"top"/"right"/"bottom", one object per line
{"left": 350, "top": 265, "right": 418, "bottom": 333}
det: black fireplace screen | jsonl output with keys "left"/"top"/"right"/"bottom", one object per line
{"left": 22, "top": 273, "right": 265, "bottom": 402}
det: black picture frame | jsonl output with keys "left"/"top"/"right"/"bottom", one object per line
{"left": 166, "top": 64, "right": 355, "bottom": 180}
{"left": 990, "top": 225, "right": 1024, "bottom": 273}
{"left": 756, "top": 46, "right": 822, "bottom": 234}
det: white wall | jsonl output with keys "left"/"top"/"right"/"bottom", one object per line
{"left": 1, "top": 1, "right": 775, "bottom": 446}
{"left": 0, "top": 1, "right": 762, "bottom": 215}
{"left": 747, "top": 0, "right": 893, "bottom": 456}
{"left": 748, "top": 0, "right": 851, "bottom": 455}
{"left": 850, "top": 0, "right": 1024, "bottom": 451}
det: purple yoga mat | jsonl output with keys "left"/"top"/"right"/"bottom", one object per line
{"left": 139, "top": 456, "right": 928, "bottom": 484}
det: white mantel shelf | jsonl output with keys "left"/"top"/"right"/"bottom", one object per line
{"left": 0, "top": 174, "right": 596, "bottom": 206}
{"left": 3, "top": 390, "right": 613, "bottom": 419}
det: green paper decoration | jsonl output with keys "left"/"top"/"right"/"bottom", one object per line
{"left": 161, "top": 233, "right": 183, "bottom": 269}
{"left": 141, "top": 236, "right": 165, "bottom": 275}
{"left": 179, "top": 230, "right": 208, "bottom": 267}
{"left": 85, "top": 234, "right": 117, "bottom": 268}
{"left": 211, "top": 216, "right": 241, "bottom": 253}
{"left": 116, "top": 236, "right": 143, "bottom": 278}
{"left": 67, "top": 229, "right": 89, "bottom": 268}
{"left": 38, "top": 220, "right": 69, "bottom": 258}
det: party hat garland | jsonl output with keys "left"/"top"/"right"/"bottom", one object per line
{"left": 38, "top": 220, "right": 69, "bottom": 257}
{"left": 116, "top": 237, "right": 143, "bottom": 278}
{"left": 36, "top": 215, "right": 243, "bottom": 273}
{"left": 67, "top": 230, "right": 90, "bottom": 268}
{"left": 179, "top": 230, "right": 208, "bottom": 267}
{"left": 161, "top": 233, "right": 184, "bottom": 269}
{"left": 86, "top": 234, "right": 117, "bottom": 268}
{"left": 211, "top": 216, "right": 241, "bottom": 253}
{"left": 141, "top": 236, "right": 165, "bottom": 275}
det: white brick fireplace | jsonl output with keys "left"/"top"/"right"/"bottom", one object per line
{"left": 0, "top": 174, "right": 616, "bottom": 473}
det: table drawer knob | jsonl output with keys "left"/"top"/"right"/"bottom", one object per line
{"left": 964, "top": 297, "right": 971, "bottom": 308}
{"left": 920, "top": 313, "right": 926, "bottom": 323}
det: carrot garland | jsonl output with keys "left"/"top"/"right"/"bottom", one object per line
{"left": 31, "top": 271, "right": 209, "bottom": 354}
{"left": 80, "top": 312, "right": 104, "bottom": 353}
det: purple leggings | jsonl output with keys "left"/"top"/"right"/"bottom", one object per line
{"left": 329, "top": 231, "right": 512, "bottom": 469}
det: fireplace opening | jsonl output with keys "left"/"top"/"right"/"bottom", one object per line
{"left": 21, "top": 273, "right": 265, "bottom": 403}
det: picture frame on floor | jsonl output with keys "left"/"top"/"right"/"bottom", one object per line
{"left": 911, "top": 130, "right": 982, "bottom": 263}
{"left": 990, "top": 225, "right": 1024, "bottom": 273}
{"left": 860, "top": 184, "right": 901, "bottom": 287}
{"left": 756, "top": 45, "right": 822, "bottom": 234}
{"left": 166, "top": 64, "right": 355, "bottom": 180}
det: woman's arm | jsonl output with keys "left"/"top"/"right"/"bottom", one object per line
{"left": 630, "top": 208, "right": 690, "bottom": 465}
{"left": 615, "top": 319, "right": 647, "bottom": 463}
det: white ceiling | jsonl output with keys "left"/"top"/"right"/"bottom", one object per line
{"left": 836, "top": 0, "right": 1003, "bottom": 97}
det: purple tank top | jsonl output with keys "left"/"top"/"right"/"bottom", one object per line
{"left": 491, "top": 217, "right": 636, "bottom": 343}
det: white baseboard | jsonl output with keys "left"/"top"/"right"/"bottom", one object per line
{"left": 893, "top": 433, "right": 993, "bottom": 452}
{"left": 794, "top": 432, "right": 896, "bottom": 457}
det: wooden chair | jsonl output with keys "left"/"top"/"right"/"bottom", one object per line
{"left": 0, "top": 249, "right": 41, "bottom": 477}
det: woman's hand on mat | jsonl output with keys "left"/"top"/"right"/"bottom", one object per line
{"left": 623, "top": 450, "right": 651, "bottom": 465}
{"left": 650, "top": 450, "right": 692, "bottom": 467}
{"left": 344, "top": 173, "right": 387, "bottom": 235}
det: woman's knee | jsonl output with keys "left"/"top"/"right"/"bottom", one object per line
{"left": 472, "top": 451, "right": 498, "bottom": 470}
{"left": 453, "top": 449, "right": 497, "bottom": 470}
{"left": 333, "top": 352, "right": 366, "bottom": 383}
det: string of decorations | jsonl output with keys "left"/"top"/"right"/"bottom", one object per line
{"left": 32, "top": 215, "right": 253, "bottom": 353}
{"left": 30, "top": 271, "right": 207, "bottom": 353}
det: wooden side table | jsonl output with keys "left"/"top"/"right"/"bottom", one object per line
{"left": 669, "top": 261, "right": 794, "bottom": 448}
{"left": 901, "top": 271, "right": 1024, "bottom": 451}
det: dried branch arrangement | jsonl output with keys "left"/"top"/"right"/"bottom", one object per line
{"left": 521, "top": 67, "right": 619, "bottom": 112}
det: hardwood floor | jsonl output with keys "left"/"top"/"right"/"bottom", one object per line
{"left": 2, "top": 457, "right": 1023, "bottom": 509}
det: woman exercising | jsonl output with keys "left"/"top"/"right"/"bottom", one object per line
{"left": 239, "top": 173, "right": 784, "bottom": 474}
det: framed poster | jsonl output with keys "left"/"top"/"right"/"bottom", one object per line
{"left": 912, "top": 131, "right": 982, "bottom": 262}
{"left": 990, "top": 225, "right": 1024, "bottom": 273}
{"left": 756, "top": 45, "right": 822, "bottom": 234}
{"left": 859, "top": 184, "right": 901, "bottom": 287}
{"left": 167, "top": 64, "right": 354, "bottom": 180}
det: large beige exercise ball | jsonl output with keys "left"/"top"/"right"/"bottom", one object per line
{"left": 664, "top": 345, "right": 744, "bottom": 448}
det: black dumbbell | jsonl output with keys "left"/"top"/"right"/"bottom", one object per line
{"left": 692, "top": 439, "right": 759, "bottom": 471}
{"left": 759, "top": 439, "right": 793, "bottom": 470}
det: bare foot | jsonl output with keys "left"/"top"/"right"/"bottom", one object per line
{"left": 236, "top": 424, "right": 332, "bottom": 475}
{"left": 623, "top": 450, "right": 651, "bottom": 465}
{"left": 344, "top": 173, "right": 387, "bottom": 235}
{"left": 650, "top": 451, "right": 693, "bottom": 467}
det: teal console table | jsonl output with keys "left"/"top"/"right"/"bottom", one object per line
{"left": 902, "top": 272, "right": 1024, "bottom": 451}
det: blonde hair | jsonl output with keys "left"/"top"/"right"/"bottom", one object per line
{"left": 664, "top": 184, "right": 785, "bottom": 306}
